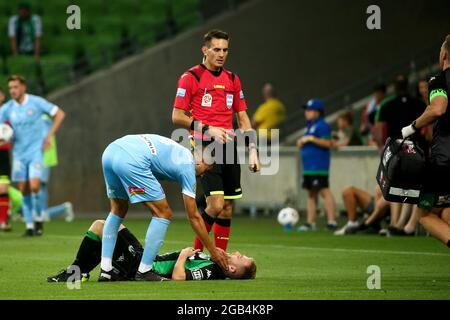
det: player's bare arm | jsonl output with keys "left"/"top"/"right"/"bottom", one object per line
{"left": 236, "top": 111, "right": 260, "bottom": 172}
{"left": 415, "top": 96, "right": 447, "bottom": 129}
{"left": 172, "top": 247, "right": 200, "bottom": 280}
{"left": 402, "top": 96, "right": 448, "bottom": 138}
{"left": 44, "top": 108, "right": 65, "bottom": 150}
{"left": 182, "top": 194, "right": 229, "bottom": 270}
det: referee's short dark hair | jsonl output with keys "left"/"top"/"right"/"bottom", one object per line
{"left": 8, "top": 75, "right": 26, "bottom": 85}
{"left": 203, "top": 29, "right": 229, "bottom": 47}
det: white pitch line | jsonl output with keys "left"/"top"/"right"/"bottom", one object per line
{"left": 6, "top": 288, "right": 450, "bottom": 300}
{"left": 43, "top": 235, "right": 450, "bottom": 258}
{"left": 235, "top": 243, "right": 450, "bottom": 257}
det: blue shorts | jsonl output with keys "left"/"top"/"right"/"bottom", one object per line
{"left": 11, "top": 155, "right": 44, "bottom": 182}
{"left": 41, "top": 166, "right": 50, "bottom": 184}
{"left": 102, "top": 143, "right": 165, "bottom": 204}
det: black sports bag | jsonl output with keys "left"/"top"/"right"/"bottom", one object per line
{"left": 376, "top": 137, "right": 426, "bottom": 204}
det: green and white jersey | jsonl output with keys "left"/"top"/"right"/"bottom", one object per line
{"left": 152, "top": 251, "right": 226, "bottom": 280}
{"left": 8, "top": 15, "right": 42, "bottom": 53}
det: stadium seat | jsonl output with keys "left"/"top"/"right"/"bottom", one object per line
{"left": 0, "top": 0, "right": 204, "bottom": 93}
{"left": 173, "top": 0, "right": 201, "bottom": 31}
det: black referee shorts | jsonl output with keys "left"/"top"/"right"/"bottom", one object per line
{"left": 0, "top": 150, "right": 11, "bottom": 183}
{"left": 200, "top": 140, "right": 242, "bottom": 200}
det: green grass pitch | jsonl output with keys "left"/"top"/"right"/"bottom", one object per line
{"left": 0, "top": 217, "right": 449, "bottom": 300}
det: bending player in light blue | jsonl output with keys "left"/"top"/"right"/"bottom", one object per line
{"left": 99, "top": 134, "right": 229, "bottom": 281}
{"left": 0, "top": 75, "right": 65, "bottom": 236}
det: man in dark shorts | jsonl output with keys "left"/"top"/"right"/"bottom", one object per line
{"left": 47, "top": 220, "right": 257, "bottom": 282}
{"left": 401, "top": 35, "right": 450, "bottom": 248}
{"left": 172, "top": 29, "right": 260, "bottom": 252}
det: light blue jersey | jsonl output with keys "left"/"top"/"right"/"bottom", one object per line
{"left": 0, "top": 94, "right": 58, "bottom": 181}
{"left": 0, "top": 94, "right": 57, "bottom": 160}
{"left": 102, "top": 134, "right": 196, "bottom": 203}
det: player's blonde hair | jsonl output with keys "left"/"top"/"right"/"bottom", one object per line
{"left": 227, "top": 259, "right": 257, "bottom": 280}
{"left": 443, "top": 35, "right": 450, "bottom": 56}
{"left": 8, "top": 74, "right": 26, "bottom": 85}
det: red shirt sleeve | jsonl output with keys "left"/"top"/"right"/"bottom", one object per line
{"left": 173, "top": 73, "right": 195, "bottom": 111}
{"left": 232, "top": 75, "right": 248, "bottom": 113}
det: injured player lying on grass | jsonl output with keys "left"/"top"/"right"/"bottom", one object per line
{"left": 47, "top": 220, "right": 256, "bottom": 282}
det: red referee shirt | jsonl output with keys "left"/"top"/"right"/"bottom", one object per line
{"left": 173, "top": 64, "right": 248, "bottom": 135}
{"left": 0, "top": 120, "right": 12, "bottom": 151}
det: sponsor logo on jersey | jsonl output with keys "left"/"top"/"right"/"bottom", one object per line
{"left": 226, "top": 94, "right": 233, "bottom": 109}
{"left": 116, "top": 254, "right": 125, "bottom": 262}
{"left": 176, "top": 88, "right": 186, "bottom": 98}
{"left": 202, "top": 93, "right": 213, "bottom": 107}
{"left": 139, "top": 135, "right": 157, "bottom": 155}
{"left": 214, "top": 84, "right": 225, "bottom": 89}
{"left": 128, "top": 186, "right": 145, "bottom": 196}
{"left": 192, "top": 270, "right": 203, "bottom": 280}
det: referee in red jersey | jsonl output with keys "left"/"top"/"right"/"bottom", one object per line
{"left": 172, "top": 29, "right": 260, "bottom": 251}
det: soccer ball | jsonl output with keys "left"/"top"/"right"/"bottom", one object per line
{"left": 0, "top": 124, "right": 13, "bottom": 143}
{"left": 277, "top": 207, "right": 299, "bottom": 227}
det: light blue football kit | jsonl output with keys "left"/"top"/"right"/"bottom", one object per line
{"left": 0, "top": 94, "right": 58, "bottom": 228}
{"left": 100, "top": 134, "right": 197, "bottom": 276}
{"left": 0, "top": 94, "right": 58, "bottom": 182}
{"left": 102, "top": 134, "right": 196, "bottom": 203}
